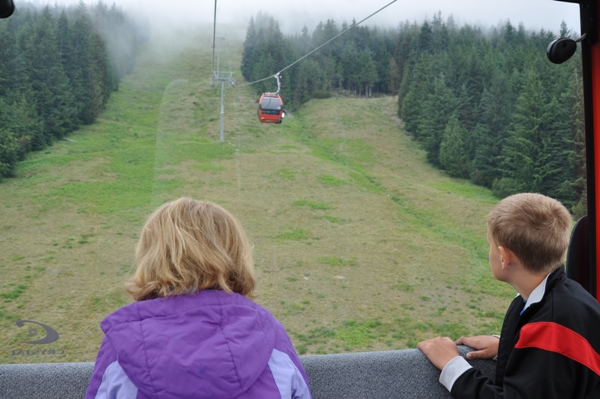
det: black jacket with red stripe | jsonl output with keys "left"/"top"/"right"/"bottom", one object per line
{"left": 451, "top": 267, "right": 600, "bottom": 399}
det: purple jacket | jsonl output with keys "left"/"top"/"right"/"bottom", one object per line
{"left": 85, "top": 290, "right": 312, "bottom": 399}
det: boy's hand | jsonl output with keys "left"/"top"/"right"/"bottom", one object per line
{"left": 417, "top": 337, "right": 459, "bottom": 370}
{"left": 455, "top": 335, "right": 499, "bottom": 360}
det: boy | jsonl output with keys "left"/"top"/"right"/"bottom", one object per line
{"left": 418, "top": 193, "right": 600, "bottom": 398}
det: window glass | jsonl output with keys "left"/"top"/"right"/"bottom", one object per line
{"left": 0, "top": 0, "right": 581, "bottom": 364}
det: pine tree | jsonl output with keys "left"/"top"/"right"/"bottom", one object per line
{"left": 57, "top": 10, "right": 72, "bottom": 71}
{"left": 536, "top": 90, "right": 575, "bottom": 206}
{"left": 341, "top": 41, "right": 361, "bottom": 93}
{"left": 23, "top": 8, "right": 76, "bottom": 140}
{"left": 0, "top": 127, "right": 18, "bottom": 179}
{"left": 372, "top": 40, "right": 390, "bottom": 94}
{"left": 495, "top": 71, "right": 548, "bottom": 197}
{"left": 299, "top": 25, "right": 310, "bottom": 53}
{"left": 439, "top": 113, "right": 472, "bottom": 178}
{"left": 71, "top": 10, "right": 102, "bottom": 124}
{"left": 455, "top": 84, "right": 475, "bottom": 133}
{"left": 418, "top": 21, "right": 433, "bottom": 54}
{"left": 241, "top": 17, "right": 256, "bottom": 80}
{"left": 419, "top": 73, "right": 457, "bottom": 165}
{"left": 91, "top": 30, "right": 110, "bottom": 109}
{"left": 56, "top": 10, "right": 81, "bottom": 130}
{"left": 358, "top": 51, "right": 378, "bottom": 97}
{"left": 393, "top": 25, "right": 416, "bottom": 96}
{"left": 0, "top": 22, "right": 19, "bottom": 98}
{"left": 400, "top": 55, "right": 434, "bottom": 138}
{"left": 570, "top": 68, "right": 586, "bottom": 217}
{"left": 471, "top": 74, "right": 513, "bottom": 187}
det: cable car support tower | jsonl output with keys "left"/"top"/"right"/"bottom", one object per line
{"left": 211, "top": 35, "right": 235, "bottom": 142}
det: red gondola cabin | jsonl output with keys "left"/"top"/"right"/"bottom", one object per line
{"left": 258, "top": 93, "right": 285, "bottom": 124}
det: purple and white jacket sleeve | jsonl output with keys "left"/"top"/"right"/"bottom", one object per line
{"left": 85, "top": 337, "right": 139, "bottom": 399}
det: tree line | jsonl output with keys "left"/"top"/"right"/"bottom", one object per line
{"left": 242, "top": 13, "right": 585, "bottom": 215}
{"left": 241, "top": 12, "right": 396, "bottom": 106}
{"left": 0, "top": 2, "right": 143, "bottom": 181}
{"left": 396, "top": 16, "right": 583, "bottom": 215}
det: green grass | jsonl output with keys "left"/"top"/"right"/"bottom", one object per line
{"left": 318, "top": 257, "right": 356, "bottom": 266}
{"left": 293, "top": 200, "right": 334, "bottom": 210}
{"left": 337, "top": 320, "right": 380, "bottom": 347}
{"left": 430, "top": 181, "right": 498, "bottom": 203}
{"left": 0, "top": 285, "right": 28, "bottom": 301}
{"left": 276, "top": 229, "right": 312, "bottom": 240}
{"left": 276, "top": 168, "right": 296, "bottom": 179}
{"left": 392, "top": 282, "right": 414, "bottom": 292}
{"left": 318, "top": 174, "right": 348, "bottom": 186}
{"left": 321, "top": 215, "right": 339, "bottom": 223}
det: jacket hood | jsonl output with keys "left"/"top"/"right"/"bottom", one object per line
{"left": 100, "top": 290, "right": 276, "bottom": 399}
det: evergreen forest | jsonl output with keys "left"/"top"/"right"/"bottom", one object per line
{"left": 0, "top": 3, "right": 142, "bottom": 181}
{"left": 241, "top": 14, "right": 585, "bottom": 215}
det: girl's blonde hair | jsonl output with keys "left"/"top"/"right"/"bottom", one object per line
{"left": 125, "top": 198, "right": 255, "bottom": 301}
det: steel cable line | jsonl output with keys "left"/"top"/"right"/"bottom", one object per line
{"left": 212, "top": 0, "right": 218, "bottom": 72}
{"left": 238, "top": 0, "right": 398, "bottom": 88}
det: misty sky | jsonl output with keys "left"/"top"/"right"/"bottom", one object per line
{"left": 53, "top": 0, "right": 581, "bottom": 36}
{"left": 41, "top": 0, "right": 579, "bottom": 33}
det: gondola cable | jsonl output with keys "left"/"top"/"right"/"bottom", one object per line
{"left": 212, "top": 0, "right": 218, "bottom": 72}
{"left": 238, "top": 0, "right": 398, "bottom": 89}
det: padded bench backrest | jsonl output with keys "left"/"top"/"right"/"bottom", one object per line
{"left": 302, "top": 347, "right": 495, "bottom": 399}
{"left": 0, "top": 347, "right": 496, "bottom": 399}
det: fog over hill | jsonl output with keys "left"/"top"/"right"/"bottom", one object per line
{"left": 30, "top": 0, "right": 580, "bottom": 35}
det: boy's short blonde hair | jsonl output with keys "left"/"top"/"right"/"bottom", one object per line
{"left": 487, "top": 193, "right": 572, "bottom": 273}
{"left": 125, "top": 198, "right": 255, "bottom": 301}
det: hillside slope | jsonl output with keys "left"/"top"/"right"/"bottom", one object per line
{"left": 0, "top": 27, "right": 512, "bottom": 363}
